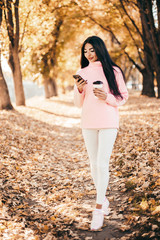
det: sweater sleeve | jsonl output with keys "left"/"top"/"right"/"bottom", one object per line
{"left": 105, "top": 69, "right": 128, "bottom": 107}
{"left": 74, "top": 84, "right": 85, "bottom": 108}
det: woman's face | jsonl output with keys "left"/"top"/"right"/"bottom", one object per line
{"left": 84, "top": 43, "right": 98, "bottom": 63}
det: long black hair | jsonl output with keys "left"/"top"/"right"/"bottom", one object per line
{"left": 81, "top": 36, "right": 124, "bottom": 99}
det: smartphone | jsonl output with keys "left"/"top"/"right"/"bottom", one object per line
{"left": 73, "top": 74, "right": 84, "bottom": 82}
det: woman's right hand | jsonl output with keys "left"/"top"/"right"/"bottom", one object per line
{"left": 75, "top": 78, "right": 87, "bottom": 93}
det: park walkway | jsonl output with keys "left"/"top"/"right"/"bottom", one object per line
{"left": 0, "top": 91, "right": 159, "bottom": 240}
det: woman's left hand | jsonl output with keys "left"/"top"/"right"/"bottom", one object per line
{"left": 93, "top": 88, "right": 107, "bottom": 100}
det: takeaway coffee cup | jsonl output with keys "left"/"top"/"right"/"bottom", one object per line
{"left": 93, "top": 81, "right": 103, "bottom": 98}
{"left": 93, "top": 80, "right": 103, "bottom": 89}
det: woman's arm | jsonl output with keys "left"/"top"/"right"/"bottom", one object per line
{"left": 74, "top": 84, "right": 85, "bottom": 107}
{"left": 105, "top": 69, "right": 128, "bottom": 107}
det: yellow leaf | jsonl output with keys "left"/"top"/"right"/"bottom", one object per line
{"left": 115, "top": 171, "right": 122, "bottom": 176}
{"left": 88, "top": 190, "right": 96, "bottom": 195}
{"left": 42, "top": 225, "right": 49, "bottom": 232}
{"left": 137, "top": 146, "right": 142, "bottom": 151}
{"left": 120, "top": 225, "right": 130, "bottom": 232}
{"left": 128, "top": 197, "right": 133, "bottom": 203}
{"left": 34, "top": 236, "right": 39, "bottom": 240}
{"left": 0, "top": 224, "right": 6, "bottom": 231}
{"left": 152, "top": 206, "right": 160, "bottom": 215}
{"left": 50, "top": 216, "right": 56, "bottom": 221}
{"left": 149, "top": 199, "right": 156, "bottom": 206}
{"left": 74, "top": 158, "right": 79, "bottom": 162}
{"left": 140, "top": 201, "right": 149, "bottom": 211}
{"left": 17, "top": 204, "right": 24, "bottom": 209}
{"left": 13, "top": 186, "right": 19, "bottom": 190}
{"left": 155, "top": 178, "right": 160, "bottom": 186}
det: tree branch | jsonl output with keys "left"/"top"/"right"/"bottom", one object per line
{"left": 125, "top": 65, "right": 133, "bottom": 82}
{"left": 4, "top": 0, "right": 14, "bottom": 46}
{"left": 119, "top": 0, "right": 143, "bottom": 40}
{"left": 74, "top": 0, "right": 143, "bottom": 72}
{"left": 116, "top": 2, "right": 144, "bottom": 65}
{"left": 19, "top": 10, "right": 31, "bottom": 53}
{"left": 157, "top": 0, "right": 160, "bottom": 27}
{"left": 0, "top": 0, "right": 3, "bottom": 65}
{"left": 137, "top": 0, "right": 159, "bottom": 69}
{"left": 124, "top": 50, "right": 142, "bottom": 72}
{"left": 124, "top": 0, "right": 138, "bottom": 8}
{"left": 146, "top": 0, "right": 159, "bottom": 53}
{"left": 14, "top": 0, "right": 19, "bottom": 48}
{"left": 0, "top": 0, "right": 3, "bottom": 25}
{"left": 86, "top": 13, "right": 143, "bottom": 71}
{"left": 157, "top": 0, "right": 160, "bottom": 47}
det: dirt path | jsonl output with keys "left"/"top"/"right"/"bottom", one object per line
{"left": 0, "top": 91, "right": 159, "bottom": 240}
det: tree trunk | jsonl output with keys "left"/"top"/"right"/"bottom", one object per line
{"left": 137, "top": 0, "right": 160, "bottom": 98}
{"left": 44, "top": 78, "right": 58, "bottom": 98}
{"left": 141, "top": 68, "right": 155, "bottom": 97}
{"left": 0, "top": 2, "right": 13, "bottom": 110}
{"left": 0, "top": 63, "right": 13, "bottom": 110}
{"left": 156, "top": 70, "right": 160, "bottom": 98}
{"left": 8, "top": 46, "right": 25, "bottom": 106}
{"left": 48, "top": 78, "right": 57, "bottom": 97}
{"left": 44, "top": 80, "right": 50, "bottom": 99}
{"left": 3, "top": 0, "right": 25, "bottom": 106}
{"left": 40, "top": 16, "right": 63, "bottom": 98}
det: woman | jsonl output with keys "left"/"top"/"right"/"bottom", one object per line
{"left": 73, "top": 36, "right": 128, "bottom": 231}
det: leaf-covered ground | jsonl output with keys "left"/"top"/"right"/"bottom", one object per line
{"left": 0, "top": 90, "right": 160, "bottom": 240}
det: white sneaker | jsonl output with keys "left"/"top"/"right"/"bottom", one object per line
{"left": 102, "top": 197, "right": 110, "bottom": 215}
{"left": 90, "top": 209, "right": 104, "bottom": 231}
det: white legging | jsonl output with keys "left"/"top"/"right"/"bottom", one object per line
{"left": 82, "top": 128, "right": 117, "bottom": 204}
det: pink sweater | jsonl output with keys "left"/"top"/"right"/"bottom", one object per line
{"left": 74, "top": 61, "right": 128, "bottom": 129}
